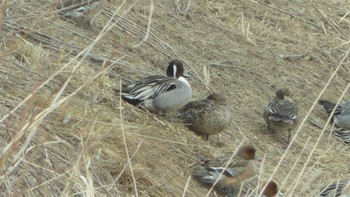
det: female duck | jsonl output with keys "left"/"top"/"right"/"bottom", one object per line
{"left": 178, "top": 93, "right": 232, "bottom": 140}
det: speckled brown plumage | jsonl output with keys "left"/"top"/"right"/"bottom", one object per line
{"left": 178, "top": 93, "right": 232, "bottom": 140}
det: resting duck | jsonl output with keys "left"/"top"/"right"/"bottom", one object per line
{"left": 178, "top": 93, "right": 232, "bottom": 140}
{"left": 194, "top": 145, "right": 261, "bottom": 197}
{"left": 116, "top": 59, "right": 192, "bottom": 113}
{"left": 318, "top": 100, "right": 350, "bottom": 130}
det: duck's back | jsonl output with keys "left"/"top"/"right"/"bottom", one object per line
{"left": 179, "top": 99, "right": 231, "bottom": 135}
{"left": 265, "top": 99, "right": 298, "bottom": 122}
{"left": 335, "top": 108, "right": 350, "bottom": 130}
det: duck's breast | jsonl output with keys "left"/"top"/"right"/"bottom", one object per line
{"left": 153, "top": 80, "right": 192, "bottom": 111}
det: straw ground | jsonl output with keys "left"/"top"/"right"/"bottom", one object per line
{"left": 0, "top": 0, "right": 349, "bottom": 196}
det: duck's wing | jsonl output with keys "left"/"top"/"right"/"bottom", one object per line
{"left": 121, "top": 75, "right": 177, "bottom": 101}
{"left": 203, "top": 156, "right": 248, "bottom": 173}
{"left": 178, "top": 99, "right": 212, "bottom": 117}
{"left": 194, "top": 166, "right": 237, "bottom": 184}
{"left": 114, "top": 75, "right": 164, "bottom": 93}
{"left": 318, "top": 100, "right": 350, "bottom": 117}
{"left": 332, "top": 130, "right": 350, "bottom": 144}
{"left": 194, "top": 156, "right": 250, "bottom": 191}
{"left": 320, "top": 180, "right": 350, "bottom": 197}
{"left": 266, "top": 100, "right": 298, "bottom": 122}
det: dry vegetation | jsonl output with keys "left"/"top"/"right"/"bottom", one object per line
{"left": 0, "top": 0, "right": 349, "bottom": 196}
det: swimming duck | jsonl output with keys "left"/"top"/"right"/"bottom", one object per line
{"left": 194, "top": 145, "right": 260, "bottom": 197}
{"left": 178, "top": 93, "right": 232, "bottom": 140}
{"left": 318, "top": 100, "right": 350, "bottom": 130}
{"left": 320, "top": 180, "right": 350, "bottom": 197}
{"left": 116, "top": 59, "right": 192, "bottom": 113}
{"left": 263, "top": 88, "right": 298, "bottom": 144}
{"left": 260, "top": 180, "right": 279, "bottom": 197}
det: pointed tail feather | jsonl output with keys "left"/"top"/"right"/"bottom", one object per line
{"left": 113, "top": 83, "right": 132, "bottom": 94}
{"left": 318, "top": 100, "right": 338, "bottom": 116}
{"left": 112, "top": 88, "right": 120, "bottom": 93}
{"left": 113, "top": 87, "right": 143, "bottom": 106}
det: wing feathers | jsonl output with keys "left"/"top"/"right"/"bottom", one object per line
{"left": 120, "top": 76, "right": 177, "bottom": 102}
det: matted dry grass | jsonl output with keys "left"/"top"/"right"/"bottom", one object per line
{"left": 0, "top": 0, "right": 349, "bottom": 196}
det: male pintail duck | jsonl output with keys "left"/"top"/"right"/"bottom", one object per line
{"left": 263, "top": 88, "right": 298, "bottom": 144}
{"left": 178, "top": 93, "right": 232, "bottom": 140}
{"left": 194, "top": 145, "right": 261, "bottom": 197}
{"left": 116, "top": 59, "right": 192, "bottom": 113}
{"left": 260, "top": 180, "right": 279, "bottom": 197}
{"left": 318, "top": 100, "right": 350, "bottom": 130}
{"left": 320, "top": 180, "right": 350, "bottom": 197}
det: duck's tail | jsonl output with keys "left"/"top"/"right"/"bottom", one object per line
{"left": 112, "top": 83, "right": 130, "bottom": 94}
{"left": 112, "top": 88, "right": 120, "bottom": 94}
{"left": 318, "top": 100, "right": 338, "bottom": 116}
{"left": 113, "top": 87, "right": 143, "bottom": 106}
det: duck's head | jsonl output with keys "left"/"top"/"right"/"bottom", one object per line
{"left": 275, "top": 89, "right": 285, "bottom": 100}
{"left": 275, "top": 88, "right": 291, "bottom": 100}
{"left": 237, "top": 145, "right": 261, "bottom": 161}
{"left": 207, "top": 93, "right": 227, "bottom": 105}
{"left": 261, "top": 180, "right": 279, "bottom": 197}
{"left": 167, "top": 59, "right": 188, "bottom": 79}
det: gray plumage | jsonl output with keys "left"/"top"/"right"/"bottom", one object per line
{"left": 263, "top": 89, "right": 298, "bottom": 144}
{"left": 332, "top": 130, "right": 350, "bottom": 145}
{"left": 320, "top": 180, "right": 350, "bottom": 197}
{"left": 319, "top": 100, "right": 350, "bottom": 130}
{"left": 116, "top": 60, "right": 192, "bottom": 113}
{"left": 193, "top": 145, "right": 260, "bottom": 197}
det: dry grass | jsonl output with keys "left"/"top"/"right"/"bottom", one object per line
{"left": 0, "top": 0, "right": 350, "bottom": 196}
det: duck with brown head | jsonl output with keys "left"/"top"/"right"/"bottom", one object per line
{"left": 194, "top": 145, "right": 261, "bottom": 197}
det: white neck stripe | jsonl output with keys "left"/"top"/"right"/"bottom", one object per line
{"left": 173, "top": 65, "right": 177, "bottom": 78}
{"left": 178, "top": 76, "right": 191, "bottom": 88}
